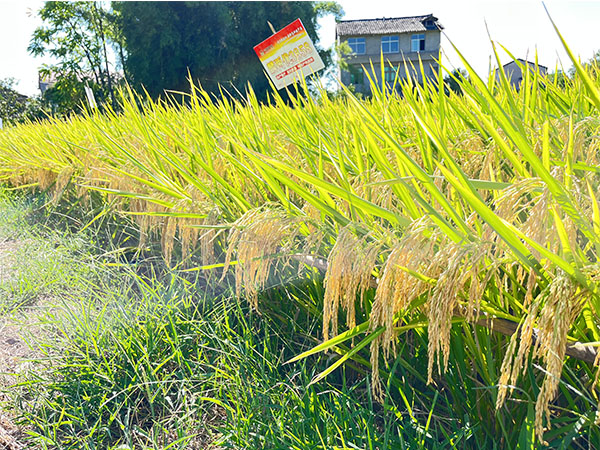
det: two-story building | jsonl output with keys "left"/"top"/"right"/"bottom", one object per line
{"left": 336, "top": 14, "right": 443, "bottom": 94}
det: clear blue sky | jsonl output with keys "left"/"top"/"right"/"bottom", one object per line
{"left": 1, "top": 1, "right": 599, "bottom": 97}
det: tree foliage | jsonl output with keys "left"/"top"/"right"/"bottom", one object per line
{"left": 443, "top": 68, "right": 469, "bottom": 95}
{"left": 112, "top": 1, "right": 342, "bottom": 100}
{"left": 0, "top": 79, "right": 46, "bottom": 127}
{"left": 548, "top": 50, "right": 600, "bottom": 88}
{"left": 29, "top": 1, "right": 342, "bottom": 111}
{"left": 29, "top": 1, "right": 122, "bottom": 114}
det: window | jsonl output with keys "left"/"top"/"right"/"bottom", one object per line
{"left": 350, "top": 67, "right": 364, "bottom": 85}
{"left": 347, "top": 38, "right": 366, "bottom": 55}
{"left": 384, "top": 66, "right": 398, "bottom": 82}
{"left": 381, "top": 36, "right": 399, "bottom": 54}
{"left": 411, "top": 34, "right": 425, "bottom": 52}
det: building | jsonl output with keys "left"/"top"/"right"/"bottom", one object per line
{"left": 336, "top": 14, "right": 444, "bottom": 95}
{"left": 38, "top": 72, "right": 58, "bottom": 95}
{"left": 499, "top": 59, "right": 548, "bottom": 91}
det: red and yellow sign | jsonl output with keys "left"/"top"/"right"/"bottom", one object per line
{"left": 254, "top": 19, "right": 324, "bottom": 90}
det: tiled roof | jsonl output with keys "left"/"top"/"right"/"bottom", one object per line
{"left": 336, "top": 14, "right": 443, "bottom": 37}
{"left": 503, "top": 59, "right": 548, "bottom": 70}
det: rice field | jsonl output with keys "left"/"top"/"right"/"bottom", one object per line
{"left": 2, "top": 28, "right": 600, "bottom": 446}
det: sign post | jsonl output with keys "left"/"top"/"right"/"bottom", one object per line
{"left": 253, "top": 19, "right": 324, "bottom": 90}
{"left": 84, "top": 84, "right": 97, "bottom": 109}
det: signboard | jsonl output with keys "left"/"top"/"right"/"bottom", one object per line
{"left": 253, "top": 19, "right": 324, "bottom": 90}
{"left": 84, "top": 84, "right": 97, "bottom": 109}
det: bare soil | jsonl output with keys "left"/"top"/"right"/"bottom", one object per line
{"left": 0, "top": 240, "right": 20, "bottom": 284}
{"left": 0, "top": 239, "right": 34, "bottom": 449}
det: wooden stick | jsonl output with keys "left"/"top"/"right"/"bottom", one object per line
{"left": 290, "top": 253, "right": 598, "bottom": 364}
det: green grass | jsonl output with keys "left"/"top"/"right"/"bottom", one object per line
{"left": 0, "top": 190, "right": 470, "bottom": 449}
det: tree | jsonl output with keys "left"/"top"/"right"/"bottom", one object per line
{"left": 0, "top": 79, "right": 47, "bottom": 127}
{"left": 545, "top": 50, "right": 600, "bottom": 90}
{"left": 443, "top": 68, "right": 469, "bottom": 95}
{"left": 112, "top": 1, "right": 342, "bottom": 100}
{"left": 29, "top": 1, "right": 122, "bottom": 114}
{"left": 571, "top": 49, "right": 600, "bottom": 79}
{"left": 548, "top": 69, "right": 570, "bottom": 88}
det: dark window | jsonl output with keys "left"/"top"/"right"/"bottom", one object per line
{"left": 350, "top": 66, "right": 364, "bottom": 84}
{"left": 384, "top": 66, "right": 399, "bottom": 82}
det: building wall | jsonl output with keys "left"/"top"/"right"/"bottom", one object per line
{"left": 339, "top": 30, "right": 441, "bottom": 94}
{"left": 499, "top": 61, "right": 548, "bottom": 91}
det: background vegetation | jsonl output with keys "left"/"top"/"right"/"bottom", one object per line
{"left": 23, "top": 0, "right": 341, "bottom": 116}
{"left": 0, "top": 78, "right": 46, "bottom": 126}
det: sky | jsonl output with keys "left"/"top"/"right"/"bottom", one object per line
{"left": 0, "top": 1, "right": 48, "bottom": 95}
{"left": 1, "top": 0, "right": 599, "bottom": 97}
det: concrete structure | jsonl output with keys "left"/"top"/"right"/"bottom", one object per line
{"left": 499, "top": 59, "right": 548, "bottom": 91}
{"left": 336, "top": 14, "right": 443, "bottom": 95}
{"left": 38, "top": 72, "right": 57, "bottom": 95}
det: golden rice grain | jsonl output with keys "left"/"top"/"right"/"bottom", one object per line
{"left": 222, "top": 207, "right": 301, "bottom": 309}
{"left": 533, "top": 274, "right": 583, "bottom": 443}
{"left": 369, "top": 220, "right": 437, "bottom": 397}
{"left": 323, "top": 228, "right": 380, "bottom": 340}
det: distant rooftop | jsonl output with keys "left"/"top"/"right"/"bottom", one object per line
{"left": 503, "top": 59, "right": 548, "bottom": 71}
{"left": 336, "top": 14, "right": 443, "bottom": 38}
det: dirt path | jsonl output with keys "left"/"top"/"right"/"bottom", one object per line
{"left": 0, "top": 240, "right": 20, "bottom": 284}
{"left": 0, "top": 324, "right": 30, "bottom": 450}
{"left": 0, "top": 239, "right": 34, "bottom": 449}
{"left": 0, "top": 237, "right": 223, "bottom": 449}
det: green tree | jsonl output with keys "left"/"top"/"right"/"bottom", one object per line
{"left": 574, "top": 49, "right": 600, "bottom": 79}
{"left": 29, "top": 1, "right": 121, "bottom": 114}
{"left": 548, "top": 69, "right": 570, "bottom": 88}
{"left": 443, "top": 68, "right": 468, "bottom": 95}
{"left": 112, "top": 1, "right": 342, "bottom": 100}
{"left": 0, "top": 79, "right": 47, "bottom": 127}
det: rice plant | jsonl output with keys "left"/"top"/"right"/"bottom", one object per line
{"left": 1, "top": 25, "right": 600, "bottom": 446}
